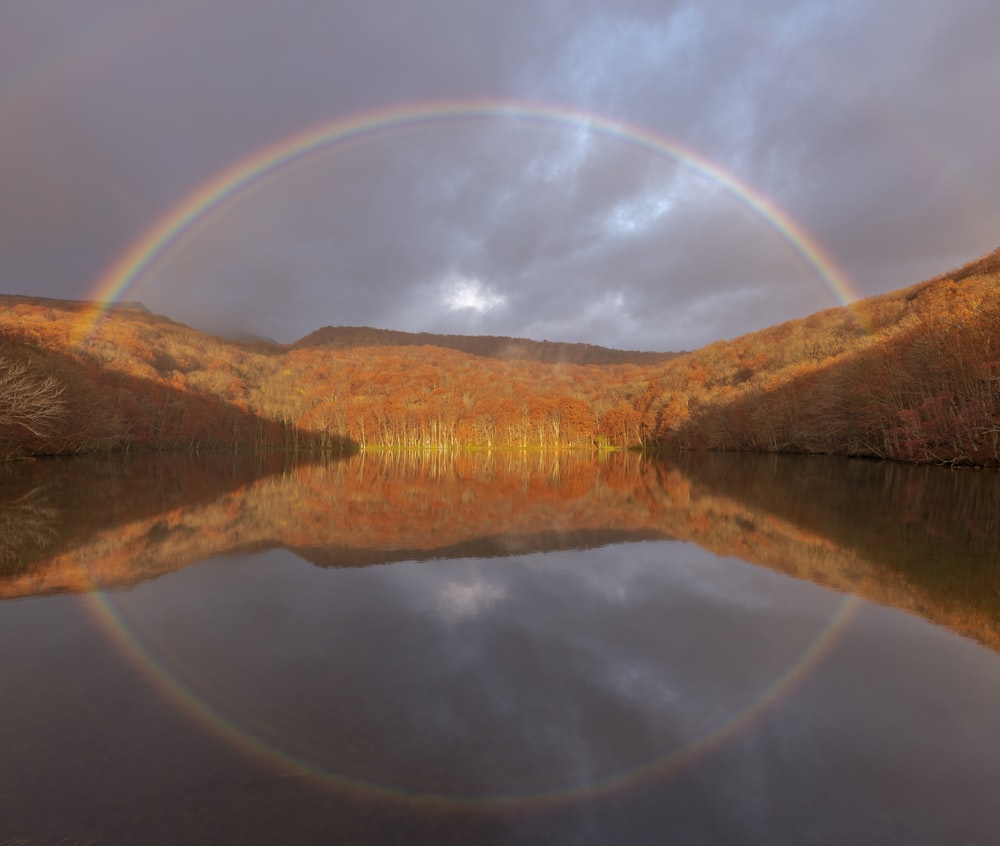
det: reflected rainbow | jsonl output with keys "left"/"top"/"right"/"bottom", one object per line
{"left": 84, "top": 569, "right": 861, "bottom": 812}
{"left": 74, "top": 98, "right": 862, "bottom": 345}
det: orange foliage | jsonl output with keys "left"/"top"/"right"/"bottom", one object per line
{"left": 1, "top": 243, "right": 998, "bottom": 465}
{"left": 3, "top": 449, "right": 999, "bottom": 653}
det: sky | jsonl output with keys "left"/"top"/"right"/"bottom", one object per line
{"left": 2, "top": 0, "right": 998, "bottom": 352}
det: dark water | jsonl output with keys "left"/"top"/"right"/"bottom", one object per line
{"left": 2, "top": 451, "right": 999, "bottom": 844}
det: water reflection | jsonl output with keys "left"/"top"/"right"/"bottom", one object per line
{"left": 3, "top": 450, "right": 999, "bottom": 650}
{"left": 3, "top": 450, "right": 1000, "bottom": 843}
{"left": 654, "top": 451, "right": 1000, "bottom": 649}
{"left": 105, "top": 543, "right": 856, "bottom": 803}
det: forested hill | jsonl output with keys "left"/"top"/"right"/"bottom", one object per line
{"left": 1, "top": 243, "right": 998, "bottom": 464}
{"left": 640, "top": 244, "right": 1000, "bottom": 464}
{"left": 292, "top": 325, "right": 679, "bottom": 366}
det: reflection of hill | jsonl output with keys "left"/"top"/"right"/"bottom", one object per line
{"left": 650, "top": 452, "right": 1000, "bottom": 650}
{"left": 0, "top": 451, "right": 667, "bottom": 599}
{"left": 295, "top": 529, "right": 666, "bottom": 569}
{"left": 3, "top": 451, "right": 999, "bottom": 652}
{"left": 0, "top": 452, "right": 321, "bottom": 589}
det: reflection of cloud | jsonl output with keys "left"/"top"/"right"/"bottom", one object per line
{"left": 609, "top": 662, "right": 679, "bottom": 708}
{"left": 437, "top": 578, "right": 507, "bottom": 621}
{"left": 103, "top": 535, "right": 1000, "bottom": 842}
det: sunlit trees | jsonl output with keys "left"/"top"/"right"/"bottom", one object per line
{"left": 1, "top": 245, "right": 998, "bottom": 465}
{"left": 599, "top": 403, "right": 641, "bottom": 448}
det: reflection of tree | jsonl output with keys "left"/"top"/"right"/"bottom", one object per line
{"left": 0, "top": 486, "right": 59, "bottom": 576}
{"left": 653, "top": 451, "right": 1000, "bottom": 650}
{"left": 3, "top": 450, "right": 999, "bottom": 654}
{"left": 0, "top": 451, "right": 662, "bottom": 598}
{"left": 0, "top": 451, "right": 315, "bottom": 591}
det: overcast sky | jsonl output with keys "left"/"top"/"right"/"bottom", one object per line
{"left": 2, "top": 1, "right": 998, "bottom": 351}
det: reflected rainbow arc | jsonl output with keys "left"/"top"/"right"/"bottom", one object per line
{"left": 83, "top": 576, "right": 861, "bottom": 811}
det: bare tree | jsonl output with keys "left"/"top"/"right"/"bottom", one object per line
{"left": 0, "top": 356, "right": 66, "bottom": 457}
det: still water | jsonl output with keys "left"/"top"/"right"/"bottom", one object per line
{"left": 2, "top": 451, "right": 999, "bottom": 844}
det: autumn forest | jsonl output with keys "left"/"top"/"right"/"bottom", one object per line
{"left": 2, "top": 245, "right": 998, "bottom": 466}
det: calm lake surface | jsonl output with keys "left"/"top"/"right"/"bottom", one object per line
{"left": 2, "top": 450, "right": 999, "bottom": 844}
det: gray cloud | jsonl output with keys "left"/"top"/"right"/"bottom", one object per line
{"left": 2, "top": 0, "right": 998, "bottom": 350}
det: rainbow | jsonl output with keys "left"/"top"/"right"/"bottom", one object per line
{"left": 68, "top": 101, "right": 866, "bottom": 806}
{"left": 74, "top": 98, "right": 862, "bottom": 345}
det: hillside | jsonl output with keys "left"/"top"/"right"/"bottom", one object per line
{"left": 1, "top": 243, "right": 998, "bottom": 464}
{"left": 0, "top": 295, "right": 654, "bottom": 456}
{"left": 640, "top": 245, "right": 1000, "bottom": 465}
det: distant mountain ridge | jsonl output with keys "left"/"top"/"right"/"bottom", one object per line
{"left": 292, "top": 325, "right": 680, "bottom": 366}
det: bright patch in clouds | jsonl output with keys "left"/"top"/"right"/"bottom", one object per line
{"left": 443, "top": 275, "right": 506, "bottom": 313}
{"left": 606, "top": 193, "right": 674, "bottom": 235}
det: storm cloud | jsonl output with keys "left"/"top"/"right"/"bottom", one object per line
{"left": 2, "top": 0, "right": 998, "bottom": 350}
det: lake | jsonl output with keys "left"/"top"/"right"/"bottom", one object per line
{"left": 2, "top": 450, "right": 999, "bottom": 844}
